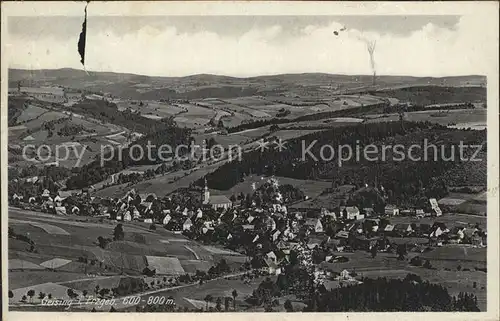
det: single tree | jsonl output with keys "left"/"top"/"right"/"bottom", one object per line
{"left": 97, "top": 236, "right": 108, "bottom": 249}
{"left": 284, "top": 299, "right": 294, "bottom": 312}
{"left": 396, "top": 244, "right": 407, "bottom": 260}
{"left": 27, "top": 289, "right": 35, "bottom": 302}
{"left": 204, "top": 294, "right": 213, "bottom": 311}
{"left": 113, "top": 224, "right": 125, "bottom": 241}
{"left": 8, "top": 290, "right": 14, "bottom": 299}
{"left": 216, "top": 297, "right": 222, "bottom": 311}
{"left": 99, "top": 288, "right": 110, "bottom": 298}
{"left": 224, "top": 297, "right": 231, "bottom": 311}
{"left": 232, "top": 289, "right": 238, "bottom": 310}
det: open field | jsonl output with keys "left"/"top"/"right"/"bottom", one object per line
{"left": 9, "top": 259, "right": 45, "bottom": 270}
{"left": 421, "top": 246, "right": 486, "bottom": 263}
{"left": 15, "top": 104, "right": 48, "bottom": 123}
{"left": 8, "top": 271, "right": 102, "bottom": 289}
{"left": 281, "top": 117, "right": 364, "bottom": 129}
{"left": 39, "top": 258, "right": 73, "bottom": 269}
{"left": 224, "top": 175, "right": 332, "bottom": 199}
{"left": 115, "top": 100, "right": 186, "bottom": 118}
{"left": 96, "top": 157, "right": 233, "bottom": 198}
{"left": 8, "top": 208, "right": 218, "bottom": 275}
{"left": 319, "top": 248, "right": 486, "bottom": 310}
{"left": 179, "top": 260, "right": 212, "bottom": 274}
{"left": 361, "top": 267, "right": 487, "bottom": 311}
{"left": 364, "top": 108, "right": 487, "bottom": 128}
{"left": 145, "top": 256, "right": 185, "bottom": 275}
{"left": 388, "top": 213, "right": 486, "bottom": 230}
{"left": 173, "top": 103, "right": 217, "bottom": 128}
{"left": 10, "top": 219, "right": 70, "bottom": 235}
{"left": 11, "top": 283, "right": 83, "bottom": 302}
{"left": 138, "top": 274, "right": 273, "bottom": 310}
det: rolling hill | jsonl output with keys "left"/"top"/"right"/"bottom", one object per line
{"left": 9, "top": 68, "right": 486, "bottom": 101}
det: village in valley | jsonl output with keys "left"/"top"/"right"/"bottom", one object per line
{"left": 7, "top": 65, "right": 488, "bottom": 312}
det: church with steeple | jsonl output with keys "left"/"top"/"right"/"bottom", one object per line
{"left": 202, "top": 178, "right": 232, "bottom": 210}
{"left": 203, "top": 178, "right": 211, "bottom": 204}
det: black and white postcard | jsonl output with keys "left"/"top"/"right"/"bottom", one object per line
{"left": 1, "top": 2, "right": 498, "bottom": 321}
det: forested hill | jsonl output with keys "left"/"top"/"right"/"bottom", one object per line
{"left": 308, "top": 275, "right": 480, "bottom": 312}
{"left": 202, "top": 121, "right": 486, "bottom": 207}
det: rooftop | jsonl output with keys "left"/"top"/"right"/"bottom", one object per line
{"left": 208, "top": 195, "right": 232, "bottom": 204}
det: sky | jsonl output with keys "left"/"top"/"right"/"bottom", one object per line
{"left": 6, "top": 15, "right": 491, "bottom": 77}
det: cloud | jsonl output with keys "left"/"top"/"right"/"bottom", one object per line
{"left": 7, "top": 16, "right": 491, "bottom": 77}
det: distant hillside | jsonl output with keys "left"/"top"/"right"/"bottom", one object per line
{"left": 370, "top": 86, "right": 487, "bottom": 105}
{"left": 9, "top": 68, "right": 486, "bottom": 101}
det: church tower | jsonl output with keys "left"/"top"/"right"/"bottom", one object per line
{"left": 203, "top": 178, "right": 210, "bottom": 204}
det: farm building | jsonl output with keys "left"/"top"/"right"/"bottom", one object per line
{"left": 415, "top": 209, "right": 425, "bottom": 216}
{"left": 383, "top": 224, "right": 395, "bottom": 233}
{"left": 22, "top": 135, "right": 36, "bottom": 141}
{"left": 262, "top": 257, "right": 282, "bottom": 275}
{"left": 341, "top": 206, "right": 360, "bottom": 220}
{"left": 393, "top": 224, "right": 413, "bottom": 236}
{"left": 385, "top": 205, "right": 400, "bottom": 216}
{"left": 12, "top": 193, "right": 23, "bottom": 202}
{"left": 163, "top": 214, "right": 172, "bottom": 225}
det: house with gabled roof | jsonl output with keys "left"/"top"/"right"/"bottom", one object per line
{"left": 342, "top": 206, "right": 360, "bottom": 220}
{"left": 272, "top": 230, "right": 281, "bottom": 242}
{"left": 305, "top": 218, "right": 324, "bottom": 233}
{"left": 55, "top": 206, "right": 67, "bottom": 215}
{"left": 163, "top": 214, "right": 172, "bottom": 225}
{"left": 183, "top": 218, "right": 193, "bottom": 231}
{"left": 123, "top": 211, "right": 132, "bottom": 222}
{"left": 383, "top": 224, "right": 395, "bottom": 232}
{"left": 335, "top": 230, "right": 350, "bottom": 239}
{"left": 41, "top": 189, "right": 51, "bottom": 198}
{"left": 394, "top": 223, "right": 413, "bottom": 235}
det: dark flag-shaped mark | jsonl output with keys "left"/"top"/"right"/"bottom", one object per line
{"left": 78, "top": 2, "right": 89, "bottom": 67}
